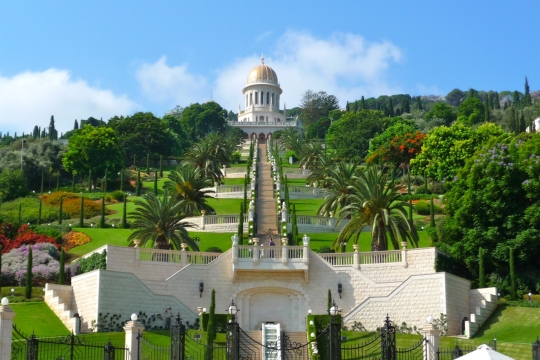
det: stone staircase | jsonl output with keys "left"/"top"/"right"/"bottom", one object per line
{"left": 464, "top": 287, "right": 498, "bottom": 338}
{"left": 44, "top": 283, "right": 77, "bottom": 332}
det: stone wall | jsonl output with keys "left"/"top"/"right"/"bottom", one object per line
{"left": 71, "top": 271, "right": 100, "bottom": 332}
{"left": 444, "top": 273, "right": 472, "bottom": 335}
{"left": 70, "top": 245, "right": 472, "bottom": 335}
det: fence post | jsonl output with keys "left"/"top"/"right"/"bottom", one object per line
{"left": 252, "top": 238, "right": 259, "bottom": 264}
{"left": 422, "top": 319, "right": 441, "bottom": 360}
{"left": 353, "top": 245, "right": 360, "bottom": 269}
{"left": 0, "top": 298, "right": 16, "bottom": 360}
{"left": 302, "top": 235, "right": 310, "bottom": 264}
{"left": 201, "top": 210, "right": 206, "bottom": 230}
{"left": 123, "top": 316, "right": 145, "bottom": 360}
{"left": 281, "top": 241, "right": 288, "bottom": 264}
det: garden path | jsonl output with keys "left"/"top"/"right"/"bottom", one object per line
{"left": 255, "top": 142, "right": 278, "bottom": 243}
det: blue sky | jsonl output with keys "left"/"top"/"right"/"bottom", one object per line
{"left": 0, "top": 0, "right": 538, "bottom": 135}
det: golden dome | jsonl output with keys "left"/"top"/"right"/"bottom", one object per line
{"left": 246, "top": 55, "right": 278, "bottom": 85}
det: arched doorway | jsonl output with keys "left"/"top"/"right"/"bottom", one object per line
{"left": 258, "top": 133, "right": 266, "bottom": 140}
{"left": 243, "top": 132, "right": 248, "bottom": 139}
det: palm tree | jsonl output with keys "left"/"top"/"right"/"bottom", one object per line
{"left": 279, "top": 126, "right": 304, "bottom": 157}
{"left": 298, "top": 140, "right": 324, "bottom": 170}
{"left": 306, "top": 152, "right": 335, "bottom": 187}
{"left": 183, "top": 140, "right": 223, "bottom": 184}
{"left": 164, "top": 164, "right": 215, "bottom": 216}
{"left": 318, "top": 162, "right": 361, "bottom": 216}
{"left": 333, "top": 166, "right": 418, "bottom": 251}
{"left": 127, "top": 192, "right": 199, "bottom": 250}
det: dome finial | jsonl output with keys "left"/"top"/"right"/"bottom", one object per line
{"left": 261, "top": 54, "right": 264, "bottom": 64}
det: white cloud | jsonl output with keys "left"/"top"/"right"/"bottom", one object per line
{"left": 213, "top": 31, "right": 403, "bottom": 110}
{"left": 0, "top": 69, "right": 137, "bottom": 136}
{"left": 135, "top": 56, "right": 208, "bottom": 105}
{"left": 136, "top": 31, "right": 403, "bottom": 112}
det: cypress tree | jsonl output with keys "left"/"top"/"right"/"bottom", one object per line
{"left": 243, "top": 175, "right": 248, "bottom": 212}
{"left": 159, "top": 155, "right": 163, "bottom": 177}
{"left": 122, "top": 194, "right": 128, "bottom": 229}
{"left": 478, "top": 247, "right": 485, "bottom": 288}
{"left": 25, "top": 247, "right": 33, "bottom": 299}
{"left": 388, "top": 98, "right": 395, "bottom": 117}
{"left": 509, "top": 248, "right": 517, "bottom": 300}
{"left": 346, "top": 101, "right": 350, "bottom": 112}
{"left": 430, "top": 197, "right": 435, "bottom": 228}
{"left": 292, "top": 204, "right": 298, "bottom": 245}
{"left": 238, "top": 202, "right": 244, "bottom": 245}
{"left": 41, "top": 171, "right": 44, "bottom": 194}
{"left": 205, "top": 289, "right": 217, "bottom": 360}
{"left": 88, "top": 169, "right": 92, "bottom": 192}
{"left": 153, "top": 171, "right": 158, "bottom": 195}
{"left": 120, "top": 169, "right": 124, "bottom": 192}
{"left": 524, "top": 77, "right": 532, "bottom": 107}
{"left": 72, "top": 173, "right": 75, "bottom": 192}
{"left": 133, "top": 154, "right": 136, "bottom": 167}
{"left": 360, "top": 96, "right": 366, "bottom": 110}
{"left": 494, "top": 92, "right": 501, "bottom": 109}
{"left": 38, "top": 198, "right": 42, "bottom": 225}
{"left": 136, "top": 169, "right": 141, "bottom": 196}
{"left": 353, "top": 102, "right": 357, "bottom": 112}
{"left": 104, "top": 168, "right": 108, "bottom": 192}
{"left": 146, "top": 154, "right": 150, "bottom": 175}
{"left": 100, "top": 196, "right": 106, "bottom": 228}
{"left": 79, "top": 196, "right": 84, "bottom": 227}
{"left": 485, "top": 101, "right": 490, "bottom": 122}
{"left": 18, "top": 203, "right": 22, "bottom": 224}
{"left": 56, "top": 172, "right": 60, "bottom": 191}
{"left": 74, "top": 119, "right": 79, "bottom": 130}
{"left": 327, "top": 289, "right": 332, "bottom": 311}
{"left": 408, "top": 168, "right": 413, "bottom": 221}
{"left": 58, "top": 196, "right": 63, "bottom": 225}
{"left": 58, "top": 248, "right": 65, "bottom": 285}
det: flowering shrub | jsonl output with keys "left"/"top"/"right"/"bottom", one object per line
{"left": 62, "top": 231, "right": 91, "bottom": 251}
{"left": 62, "top": 197, "right": 103, "bottom": 218}
{"left": 1, "top": 243, "right": 77, "bottom": 286}
{"left": 0, "top": 224, "right": 59, "bottom": 254}
{"left": 41, "top": 192, "right": 81, "bottom": 207}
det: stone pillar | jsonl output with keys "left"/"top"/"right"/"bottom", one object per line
{"left": 181, "top": 243, "right": 188, "bottom": 265}
{"left": 281, "top": 202, "right": 288, "bottom": 222}
{"left": 422, "top": 322, "right": 441, "bottom": 360}
{"left": 252, "top": 238, "right": 259, "bottom": 264}
{"left": 281, "top": 243, "right": 288, "bottom": 264}
{"left": 124, "top": 319, "right": 145, "bottom": 360}
{"left": 0, "top": 299, "right": 16, "bottom": 360}
{"left": 302, "top": 235, "right": 310, "bottom": 264}
{"left": 313, "top": 185, "right": 319, "bottom": 196}
{"left": 353, "top": 244, "right": 360, "bottom": 269}
{"left": 222, "top": 165, "right": 227, "bottom": 177}
{"left": 201, "top": 210, "right": 206, "bottom": 230}
{"left": 232, "top": 235, "right": 238, "bottom": 264}
{"left": 401, "top": 241, "right": 408, "bottom": 268}
{"left": 328, "top": 212, "right": 336, "bottom": 229}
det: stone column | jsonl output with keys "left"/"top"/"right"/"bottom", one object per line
{"left": 232, "top": 235, "right": 238, "bottom": 264}
{"left": 222, "top": 165, "right": 227, "bottom": 178}
{"left": 328, "top": 212, "right": 336, "bottom": 230}
{"left": 201, "top": 210, "right": 206, "bottom": 230}
{"left": 401, "top": 241, "right": 408, "bottom": 268}
{"left": 302, "top": 235, "right": 310, "bottom": 264}
{"left": 353, "top": 244, "right": 360, "bottom": 269}
{"left": 281, "top": 202, "right": 288, "bottom": 222}
{"left": 124, "top": 319, "right": 145, "bottom": 360}
{"left": 252, "top": 238, "right": 259, "bottom": 264}
{"left": 422, "top": 321, "right": 441, "bottom": 360}
{"left": 0, "top": 299, "right": 16, "bottom": 360}
{"left": 281, "top": 242, "right": 288, "bottom": 264}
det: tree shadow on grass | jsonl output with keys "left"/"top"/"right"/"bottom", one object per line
{"left": 472, "top": 304, "right": 505, "bottom": 339}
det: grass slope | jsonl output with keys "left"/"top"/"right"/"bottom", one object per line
{"left": 11, "top": 302, "right": 70, "bottom": 337}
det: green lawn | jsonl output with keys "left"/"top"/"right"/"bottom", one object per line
{"left": 69, "top": 228, "right": 133, "bottom": 256}
{"left": 222, "top": 178, "right": 246, "bottom": 186}
{"left": 305, "top": 231, "right": 431, "bottom": 252}
{"left": 286, "top": 178, "right": 308, "bottom": 186}
{"left": 189, "top": 231, "right": 236, "bottom": 252}
{"left": 12, "top": 302, "right": 70, "bottom": 337}
{"left": 206, "top": 198, "right": 243, "bottom": 214}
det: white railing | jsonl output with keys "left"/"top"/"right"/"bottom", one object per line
{"left": 318, "top": 250, "right": 403, "bottom": 267}
{"left": 224, "top": 168, "right": 247, "bottom": 174}
{"left": 205, "top": 214, "right": 246, "bottom": 225}
{"left": 235, "top": 245, "right": 304, "bottom": 260}
{"left": 287, "top": 215, "right": 330, "bottom": 226}
{"left": 288, "top": 247, "right": 304, "bottom": 259}
{"left": 288, "top": 186, "right": 314, "bottom": 194}
{"left": 359, "top": 250, "right": 402, "bottom": 264}
{"left": 216, "top": 185, "right": 244, "bottom": 193}
{"left": 139, "top": 248, "right": 221, "bottom": 265}
{"left": 228, "top": 121, "right": 298, "bottom": 127}
{"left": 236, "top": 246, "right": 253, "bottom": 258}
{"left": 283, "top": 168, "right": 305, "bottom": 175}
{"left": 318, "top": 253, "right": 355, "bottom": 266}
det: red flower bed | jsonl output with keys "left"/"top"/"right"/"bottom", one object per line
{"left": 0, "top": 224, "right": 59, "bottom": 254}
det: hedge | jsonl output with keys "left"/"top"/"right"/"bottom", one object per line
{"left": 199, "top": 313, "right": 230, "bottom": 332}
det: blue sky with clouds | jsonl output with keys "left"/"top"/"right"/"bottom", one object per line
{"left": 0, "top": 0, "right": 538, "bottom": 135}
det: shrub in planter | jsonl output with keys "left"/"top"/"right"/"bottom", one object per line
{"left": 316, "top": 246, "right": 335, "bottom": 254}
{"left": 205, "top": 247, "right": 223, "bottom": 253}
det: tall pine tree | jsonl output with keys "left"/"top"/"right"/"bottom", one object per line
{"left": 74, "top": 119, "right": 79, "bottom": 130}
{"left": 524, "top": 77, "right": 532, "bottom": 107}
{"left": 360, "top": 96, "right": 366, "bottom": 110}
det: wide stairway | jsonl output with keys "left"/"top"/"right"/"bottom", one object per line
{"left": 255, "top": 142, "right": 278, "bottom": 241}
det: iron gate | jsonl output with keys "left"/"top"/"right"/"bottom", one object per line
{"left": 11, "top": 325, "right": 128, "bottom": 360}
{"left": 534, "top": 337, "right": 540, "bottom": 360}
{"left": 396, "top": 338, "right": 425, "bottom": 360}
{"left": 341, "top": 315, "right": 397, "bottom": 360}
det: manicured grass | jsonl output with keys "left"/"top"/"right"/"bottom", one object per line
{"left": 11, "top": 302, "right": 70, "bottom": 337}
{"left": 285, "top": 178, "right": 308, "bottom": 186}
{"left": 206, "top": 198, "right": 243, "bottom": 214}
{"left": 0, "top": 287, "right": 48, "bottom": 303}
{"left": 69, "top": 228, "right": 133, "bottom": 256}
{"left": 289, "top": 199, "right": 325, "bottom": 215}
{"left": 304, "top": 231, "right": 431, "bottom": 252}
{"left": 189, "top": 231, "right": 236, "bottom": 252}
{"left": 222, "top": 178, "right": 246, "bottom": 186}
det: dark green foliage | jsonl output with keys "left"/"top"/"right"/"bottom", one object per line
{"left": 205, "top": 289, "right": 217, "bottom": 360}
{"left": 76, "top": 250, "right": 107, "bottom": 273}
{"left": 58, "top": 196, "right": 63, "bottom": 225}
{"left": 120, "top": 168, "right": 124, "bottom": 192}
{"left": 100, "top": 196, "right": 105, "bottom": 228}
{"left": 79, "top": 196, "right": 84, "bottom": 228}
{"left": 159, "top": 155, "right": 163, "bottom": 177}
{"left": 327, "top": 289, "right": 332, "bottom": 311}
{"left": 414, "top": 201, "right": 442, "bottom": 215}
{"left": 136, "top": 170, "right": 141, "bottom": 196}
{"left": 414, "top": 186, "right": 432, "bottom": 195}
{"left": 25, "top": 247, "right": 32, "bottom": 299}
{"left": 153, "top": 171, "right": 158, "bottom": 195}
{"left": 0, "top": 245, "right": 2, "bottom": 290}
{"left": 0, "top": 169, "right": 29, "bottom": 202}
{"left": 200, "top": 313, "right": 229, "bottom": 332}
{"left": 205, "top": 247, "right": 223, "bottom": 253}
{"left": 41, "top": 171, "right": 44, "bottom": 194}
{"left": 316, "top": 246, "right": 335, "bottom": 254}
{"left": 18, "top": 203, "right": 22, "bottom": 225}
{"left": 425, "top": 103, "right": 456, "bottom": 125}
{"left": 72, "top": 173, "right": 75, "bottom": 192}
{"left": 430, "top": 197, "right": 436, "bottom": 228}
{"left": 111, "top": 190, "right": 125, "bottom": 202}
{"left": 121, "top": 195, "right": 128, "bottom": 229}
{"left": 435, "top": 252, "right": 472, "bottom": 280}
{"left": 88, "top": 169, "right": 92, "bottom": 192}
{"left": 146, "top": 154, "right": 150, "bottom": 175}
{"left": 238, "top": 202, "right": 244, "bottom": 245}
{"left": 306, "top": 314, "right": 342, "bottom": 359}
{"left": 32, "top": 225, "right": 65, "bottom": 242}
{"left": 510, "top": 248, "right": 517, "bottom": 300}
{"left": 478, "top": 248, "right": 485, "bottom": 288}
{"left": 37, "top": 198, "right": 42, "bottom": 225}
{"left": 103, "top": 168, "right": 108, "bottom": 192}
{"left": 58, "top": 248, "right": 65, "bottom": 285}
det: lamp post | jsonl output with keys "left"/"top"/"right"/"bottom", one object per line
{"left": 227, "top": 300, "right": 240, "bottom": 360}
{"left": 328, "top": 300, "right": 341, "bottom": 360}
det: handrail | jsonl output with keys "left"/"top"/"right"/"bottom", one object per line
{"left": 139, "top": 249, "right": 221, "bottom": 265}
{"left": 216, "top": 185, "right": 244, "bottom": 193}
{"left": 318, "top": 250, "right": 403, "bottom": 267}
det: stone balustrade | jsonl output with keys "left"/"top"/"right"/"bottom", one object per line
{"left": 139, "top": 248, "right": 221, "bottom": 265}
{"left": 318, "top": 248, "right": 407, "bottom": 269}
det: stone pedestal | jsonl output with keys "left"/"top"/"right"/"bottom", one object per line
{"left": 0, "top": 303, "right": 16, "bottom": 360}
{"left": 124, "top": 320, "right": 145, "bottom": 360}
{"left": 422, "top": 323, "right": 441, "bottom": 360}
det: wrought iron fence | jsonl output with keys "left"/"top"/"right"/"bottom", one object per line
{"left": 533, "top": 337, "right": 540, "bottom": 360}
{"left": 396, "top": 338, "right": 425, "bottom": 360}
{"left": 436, "top": 343, "right": 477, "bottom": 360}
{"left": 11, "top": 325, "right": 128, "bottom": 360}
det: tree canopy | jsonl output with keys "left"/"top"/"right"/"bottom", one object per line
{"left": 179, "top": 102, "right": 228, "bottom": 143}
{"left": 300, "top": 90, "right": 339, "bottom": 128}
